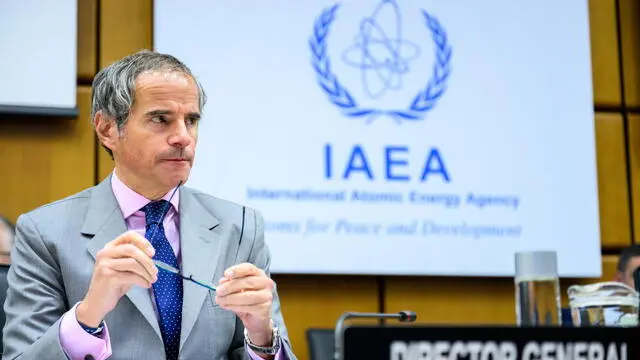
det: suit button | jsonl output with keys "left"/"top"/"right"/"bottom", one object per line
{"left": 84, "top": 355, "right": 95, "bottom": 360}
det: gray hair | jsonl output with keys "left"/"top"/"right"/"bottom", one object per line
{"left": 91, "top": 50, "right": 207, "bottom": 156}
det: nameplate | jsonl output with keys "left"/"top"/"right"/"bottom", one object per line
{"left": 342, "top": 325, "right": 638, "bottom": 360}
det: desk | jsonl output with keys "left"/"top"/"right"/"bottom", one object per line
{"left": 342, "top": 325, "right": 638, "bottom": 360}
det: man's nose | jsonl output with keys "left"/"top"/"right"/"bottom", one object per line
{"left": 168, "top": 119, "right": 192, "bottom": 148}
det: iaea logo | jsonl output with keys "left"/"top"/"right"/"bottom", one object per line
{"left": 309, "top": 0, "right": 452, "bottom": 124}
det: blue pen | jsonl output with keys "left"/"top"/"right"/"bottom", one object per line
{"left": 154, "top": 260, "right": 217, "bottom": 292}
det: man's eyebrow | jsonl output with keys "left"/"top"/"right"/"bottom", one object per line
{"left": 144, "top": 110, "right": 200, "bottom": 119}
{"left": 145, "top": 109, "right": 172, "bottom": 117}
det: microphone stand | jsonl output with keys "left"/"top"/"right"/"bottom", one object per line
{"left": 333, "top": 310, "right": 417, "bottom": 360}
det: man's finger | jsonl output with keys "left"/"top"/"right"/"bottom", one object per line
{"left": 216, "top": 276, "right": 272, "bottom": 296}
{"left": 223, "top": 263, "right": 264, "bottom": 279}
{"left": 109, "top": 244, "right": 158, "bottom": 280}
{"left": 216, "top": 290, "right": 272, "bottom": 307}
{"left": 218, "top": 301, "right": 272, "bottom": 315}
{"left": 106, "top": 230, "right": 155, "bottom": 257}
{"left": 106, "top": 258, "right": 157, "bottom": 284}
{"left": 113, "top": 271, "right": 152, "bottom": 289}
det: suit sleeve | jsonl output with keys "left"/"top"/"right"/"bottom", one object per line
{"left": 227, "top": 208, "right": 297, "bottom": 360}
{"left": 2, "top": 214, "right": 72, "bottom": 360}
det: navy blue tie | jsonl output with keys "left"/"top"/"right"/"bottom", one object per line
{"left": 142, "top": 200, "right": 182, "bottom": 360}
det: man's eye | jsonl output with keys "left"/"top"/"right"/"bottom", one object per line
{"left": 187, "top": 117, "right": 199, "bottom": 125}
{"left": 151, "top": 115, "right": 167, "bottom": 123}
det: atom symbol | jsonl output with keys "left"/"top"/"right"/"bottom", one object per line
{"left": 341, "top": 0, "right": 421, "bottom": 99}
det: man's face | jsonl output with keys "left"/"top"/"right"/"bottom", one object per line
{"left": 621, "top": 256, "right": 640, "bottom": 289}
{"left": 102, "top": 71, "right": 201, "bottom": 197}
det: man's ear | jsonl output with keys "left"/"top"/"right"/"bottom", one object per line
{"left": 94, "top": 111, "right": 118, "bottom": 152}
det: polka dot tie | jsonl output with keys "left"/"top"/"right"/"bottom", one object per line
{"left": 142, "top": 200, "right": 182, "bottom": 360}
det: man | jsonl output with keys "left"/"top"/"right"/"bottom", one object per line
{"left": 614, "top": 244, "right": 640, "bottom": 289}
{"left": 0, "top": 216, "right": 13, "bottom": 264}
{"left": 2, "top": 50, "right": 296, "bottom": 360}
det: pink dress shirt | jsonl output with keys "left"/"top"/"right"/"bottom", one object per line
{"left": 58, "top": 172, "right": 283, "bottom": 360}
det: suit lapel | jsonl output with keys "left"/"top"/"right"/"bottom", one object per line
{"left": 178, "top": 187, "right": 221, "bottom": 349}
{"left": 82, "top": 176, "right": 162, "bottom": 340}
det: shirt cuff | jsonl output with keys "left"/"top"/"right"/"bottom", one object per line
{"left": 246, "top": 338, "right": 285, "bottom": 360}
{"left": 59, "top": 302, "right": 113, "bottom": 360}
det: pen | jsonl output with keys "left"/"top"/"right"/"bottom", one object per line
{"left": 154, "top": 259, "right": 217, "bottom": 292}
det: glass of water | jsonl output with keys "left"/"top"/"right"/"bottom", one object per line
{"left": 514, "top": 250, "right": 561, "bottom": 326}
{"left": 568, "top": 281, "right": 639, "bottom": 327}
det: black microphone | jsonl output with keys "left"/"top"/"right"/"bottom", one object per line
{"left": 174, "top": 180, "right": 184, "bottom": 192}
{"left": 333, "top": 310, "right": 417, "bottom": 360}
{"left": 398, "top": 310, "right": 418, "bottom": 322}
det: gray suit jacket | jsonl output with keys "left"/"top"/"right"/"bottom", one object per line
{"left": 2, "top": 177, "right": 296, "bottom": 360}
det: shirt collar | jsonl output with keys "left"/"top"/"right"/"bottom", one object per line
{"left": 110, "top": 171, "right": 180, "bottom": 219}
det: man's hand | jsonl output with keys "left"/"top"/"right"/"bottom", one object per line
{"left": 77, "top": 230, "right": 158, "bottom": 327}
{"left": 215, "top": 263, "right": 275, "bottom": 346}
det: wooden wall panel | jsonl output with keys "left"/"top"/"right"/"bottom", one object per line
{"left": 77, "top": 0, "right": 97, "bottom": 81}
{"left": 599, "top": 255, "right": 619, "bottom": 280}
{"left": 595, "top": 113, "right": 632, "bottom": 248}
{"left": 619, "top": 0, "right": 640, "bottom": 108}
{"left": 99, "top": 0, "right": 153, "bottom": 66}
{"left": 385, "top": 276, "right": 516, "bottom": 325}
{"left": 97, "top": 0, "right": 153, "bottom": 181}
{"left": 384, "top": 257, "right": 620, "bottom": 326}
{"left": 0, "top": 87, "right": 95, "bottom": 223}
{"left": 626, "top": 113, "right": 640, "bottom": 242}
{"left": 273, "top": 275, "right": 379, "bottom": 360}
{"left": 589, "top": 0, "right": 622, "bottom": 107}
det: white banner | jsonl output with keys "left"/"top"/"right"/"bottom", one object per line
{"left": 154, "top": 0, "right": 601, "bottom": 277}
{"left": 0, "top": 0, "right": 77, "bottom": 114}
